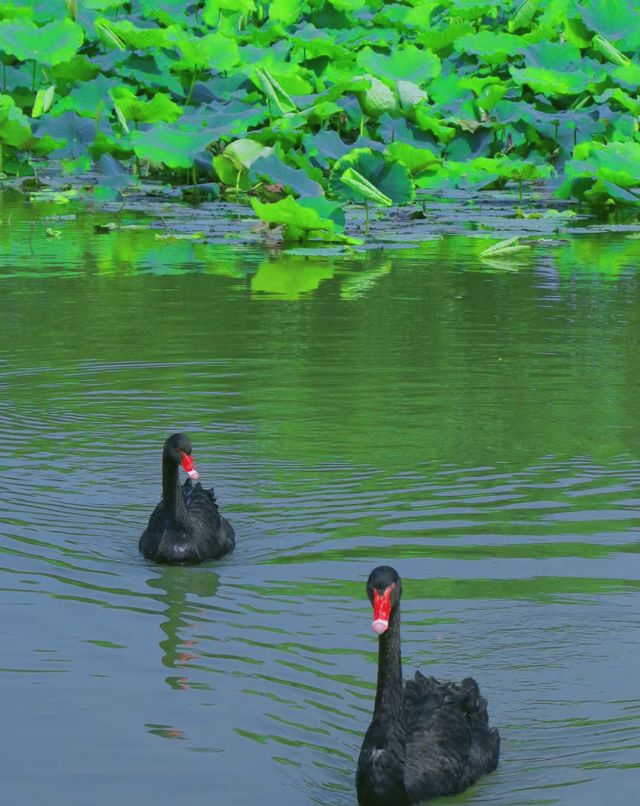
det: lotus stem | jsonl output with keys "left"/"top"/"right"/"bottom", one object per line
{"left": 185, "top": 71, "right": 197, "bottom": 106}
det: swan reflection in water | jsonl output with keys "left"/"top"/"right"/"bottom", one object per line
{"left": 146, "top": 566, "right": 220, "bottom": 692}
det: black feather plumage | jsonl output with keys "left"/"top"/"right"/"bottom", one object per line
{"left": 139, "top": 433, "right": 235, "bottom": 564}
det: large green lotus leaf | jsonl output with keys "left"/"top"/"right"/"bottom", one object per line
{"left": 557, "top": 175, "right": 640, "bottom": 206}
{"left": 251, "top": 195, "right": 336, "bottom": 241}
{"left": 455, "top": 31, "right": 525, "bottom": 63}
{"left": 241, "top": 52, "right": 314, "bottom": 96}
{"left": 180, "top": 104, "right": 268, "bottom": 141}
{"left": 140, "top": 0, "right": 195, "bottom": 24}
{"left": 203, "top": 0, "right": 256, "bottom": 25}
{"left": 224, "top": 138, "right": 272, "bottom": 170}
{"left": 0, "top": 93, "right": 33, "bottom": 148}
{"left": 167, "top": 27, "right": 240, "bottom": 73}
{"left": 385, "top": 141, "right": 440, "bottom": 177}
{"left": 328, "top": 0, "right": 366, "bottom": 11}
{"left": 298, "top": 197, "right": 345, "bottom": 232}
{"left": 328, "top": 148, "right": 415, "bottom": 205}
{"left": 33, "top": 111, "right": 97, "bottom": 158}
{"left": 579, "top": 0, "right": 634, "bottom": 45}
{"left": 90, "top": 128, "right": 134, "bottom": 161}
{"left": 32, "top": 0, "right": 69, "bottom": 22}
{"left": 0, "top": 3, "right": 32, "bottom": 20}
{"left": 510, "top": 66, "right": 597, "bottom": 95}
{"left": 52, "top": 75, "right": 119, "bottom": 117}
{"left": 595, "top": 88, "right": 640, "bottom": 117}
{"left": 417, "top": 21, "right": 474, "bottom": 52}
{"left": 611, "top": 61, "right": 640, "bottom": 91}
{"left": 508, "top": 0, "right": 540, "bottom": 32}
{"left": 116, "top": 53, "right": 183, "bottom": 97}
{"left": 111, "top": 87, "right": 182, "bottom": 124}
{"left": 94, "top": 18, "right": 172, "bottom": 50}
{"left": 84, "top": 0, "right": 129, "bottom": 8}
{"left": 468, "top": 156, "right": 553, "bottom": 182}
{"left": 570, "top": 141, "right": 640, "bottom": 188}
{"left": 416, "top": 161, "right": 498, "bottom": 192}
{"left": 414, "top": 106, "right": 456, "bottom": 144}
{"left": 250, "top": 151, "right": 323, "bottom": 197}
{"left": 524, "top": 40, "right": 582, "bottom": 70}
{"left": 357, "top": 44, "right": 440, "bottom": 84}
{"left": 302, "top": 130, "right": 379, "bottom": 166}
{"left": 289, "top": 24, "right": 358, "bottom": 63}
{"left": 378, "top": 115, "right": 438, "bottom": 150}
{"left": 269, "top": 0, "right": 304, "bottom": 25}
{"left": 428, "top": 72, "right": 473, "bottom": 108}
{"left": 444, "top": 0, "right": 505, "bottom": 20}
{"left": 0, "top": 18, "right": 83, "bottom": 66}
{"left": 131, "top": 123, "right": 213, "bottom": 169}
{"left": 50, "top": 55, "right": 100, "bottom": 87}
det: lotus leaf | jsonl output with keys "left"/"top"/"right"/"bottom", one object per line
{"left": 111, "top": 87, "right": 182, "bottom": 125}
{"left": 510, "top": 66, "right": 595, "bottom": 96}
{"left": 168, "top": 28, "right": 240, "bottom": 73}
{"left": 251, "top": 195, "right": 338, "bottom": 241}
{"left": 131, "top": 123, "right": 214, "bottom": 169}
{"left": 94, "top": 18, "right": 172, "bottom": 50}
{"left": 269, "top": 0, "right": 304, "bottom": 25}
{"left": 0, "top": 93, "right": 33, "bottom": 149}
{"left": 33, "top": 110, "right": 97, "bottom": 159}
{"left": 385, "top": 142, "right": 440, "bottom": 177}
{"left": 0, "top": 18, "right": 83, "bottom": 67}
{"left": 250, "top": 151, "right": 323, "bottom": 197}
{"left": 328, "top": 148, "right": 415, "bottom": 205}
{"left": 357, "top": 45, "right": 440, "bottom": 84}
{"left": 455, "top": 31, "right": 525, "bottom": 64}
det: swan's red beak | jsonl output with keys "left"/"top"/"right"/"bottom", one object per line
{"left": 372, "top": 587, "right": 392, "bottom": 635}
{"left": 180, "top": 451, "right": 199, "bottom": 480}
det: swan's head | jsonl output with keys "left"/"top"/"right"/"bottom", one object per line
{"left": 366, "top": 566, "right": 402, "bottom": 635}
{"left": 163, "top": 433, "right": 199, "bottom": 480}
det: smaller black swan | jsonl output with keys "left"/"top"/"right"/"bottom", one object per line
{"left": 356, "top": 566, "right": 499, "bottom": 806}
{"left": 139, "top": 433, "right": 235, "bottom": 564}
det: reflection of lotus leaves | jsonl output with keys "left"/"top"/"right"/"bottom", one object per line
{"left": 340, "top": 261, "right": 392, "bottom": 300}
{"left": 251, "top": 257, "right": 334, "bottom": 298}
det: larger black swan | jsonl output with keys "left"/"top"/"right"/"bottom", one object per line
{"left": 139, "top": 433, "right": 235, "bottom": 564}
{"left": 356, "top": 566, "right": 500, "bottom": 806}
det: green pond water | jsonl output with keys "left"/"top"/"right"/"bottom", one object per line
{"left": 1, "top": 196, "right": 639, "bottom": 805}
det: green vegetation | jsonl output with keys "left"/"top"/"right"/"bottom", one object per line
{"left": 1, "top": 0, "right": 640, "bottom": 240}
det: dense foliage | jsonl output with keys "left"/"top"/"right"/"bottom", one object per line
{"left": 1, "top": 0, "right": 639, "bottom": 239}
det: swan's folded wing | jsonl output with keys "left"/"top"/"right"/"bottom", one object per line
{"left": 404, "top": 673, "right": 499, "bottom": 801}
{"left": 403, "top": 673, "right": 473, "bottom": 800}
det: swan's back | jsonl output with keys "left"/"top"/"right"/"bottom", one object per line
{"left": 139, "top": 480, "right": 235, "bottom": 563}
{"left": 403, "top": 673, "right": 500, "bottom": 802}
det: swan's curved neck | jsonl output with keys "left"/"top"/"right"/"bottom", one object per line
{"left": 374, "top": 606, "right": 405, "bottom": 730}
{"left": 162, "top": 455, "right": 186, "bottom": 521}
{"left": 357, "top": 604, "right": 408, "bottom": 806}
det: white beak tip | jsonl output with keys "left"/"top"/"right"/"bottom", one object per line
{"left": 372, "top": 619, "right": 389, "bottom": 635}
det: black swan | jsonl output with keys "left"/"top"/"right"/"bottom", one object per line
{"left": 356, "top": 566, "right": 500, "bottom": 806}
{"left": 139, "top": 433, "right": 235, "bottom": 564}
